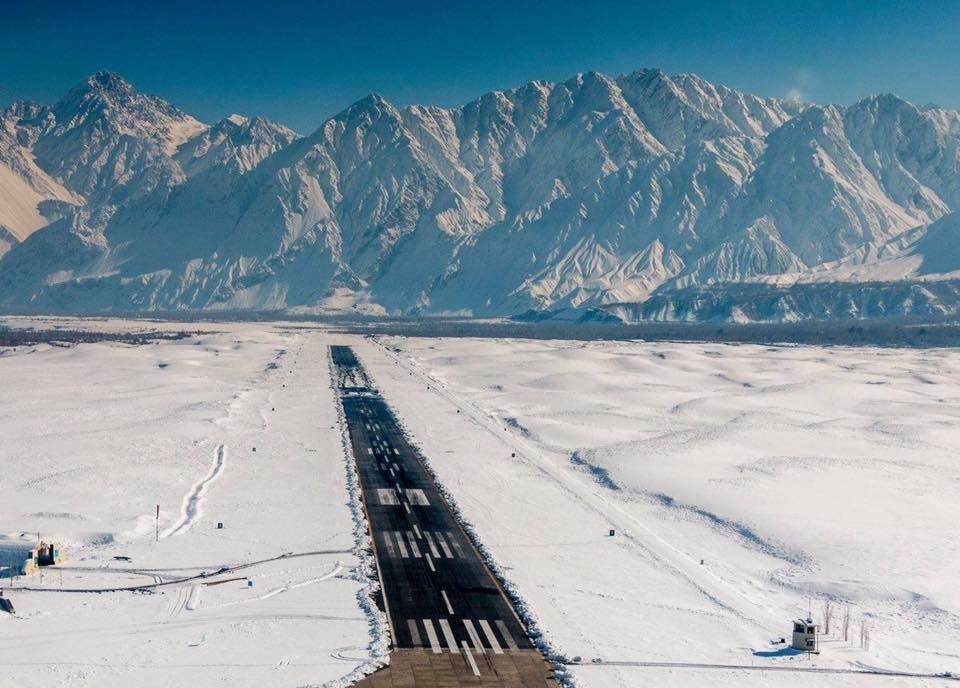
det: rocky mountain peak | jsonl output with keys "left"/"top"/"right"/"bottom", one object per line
{"left": 3, "top": 68, "right": 960, "bottom": 322}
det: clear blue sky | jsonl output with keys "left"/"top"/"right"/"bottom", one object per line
{"left": 2, "top": 0, "right": 959, "bottom": 133}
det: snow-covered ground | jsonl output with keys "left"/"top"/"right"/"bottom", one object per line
{"left": 0, "top": 320, "right": 380, "bottom": 688}
{"left": 359, "top": 335, "right": 960, "bottom": 687}
{"left": 3, "top": 318, "right": 958, "bottom": 688}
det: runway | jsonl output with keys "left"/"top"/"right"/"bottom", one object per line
{"left": 331, "top": 345, "right": 558, "bottom": 686}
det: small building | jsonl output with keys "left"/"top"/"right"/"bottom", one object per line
{"left": 791, "top": 617, "right": 819, "bottom": 652}
{"left": 0, "top": 537, "right": 65, "bottom": 577}
{"left": 35, "top": 541, "right": 64, "bottom": 568}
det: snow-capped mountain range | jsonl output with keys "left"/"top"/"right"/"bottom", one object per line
{"left": 3, "top": 69, "right": 960, "bottom": 321}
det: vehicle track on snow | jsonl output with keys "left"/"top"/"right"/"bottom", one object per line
{"left": 162, "top": 444, "right": 226, "bottom": 538}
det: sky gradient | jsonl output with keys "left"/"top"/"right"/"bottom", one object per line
{"left": 2, "top": 0, "right": 959, "bottom": 133}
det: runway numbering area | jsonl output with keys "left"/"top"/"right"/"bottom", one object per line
{"left": 331, "top": 345, "right": 559, "bottom": 687}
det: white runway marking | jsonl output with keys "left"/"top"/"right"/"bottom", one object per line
{"left": 403, "top": 502, "right": 411, "bottom": 514}
{"left": 495, "top": 619, "right": 519, "bottom": 650}
{"left": 423, "top": 531, "right": 441, "bottom": 558}
{"left": 406, "top": 531, "right": 422, "bottom": 558}
{"left": 376, "top": 488, "right": 399, "bottom": 505}
{"left": 479, "top": 619, "right": 503, "bottom": 654}
{"left": 393, "top": 531, "right": 409, "bottom": 558}
{"left": 433, "top": 531, "right": 454, "bottom": 558}
{"left": 393, "top": 448, "right": 399, "bottom": 456}
{"left": 445, "top": 531, "right": 467, "bottom": 558}
{"left": 210, "top": 563, "right": 342, "bottom": 610}
{"left": 464, "top": 619, "right": 486, "bottom": 654}
{"left": 407, "top": 619, "right": 423, "bottom": 647}
{"left": 439, "top": 619, "right": 460, "bottom": 654}
{"left": 405, "top": 488, "right": 430, "bottom": 505}
{"left": 422, "top": 619, "right": 442, "bottom": 653}
{"left": 461, "top": 640, "right": 481, "bottom": 676}
{"left": 441, "top": 590, "right": 454, "bottom": 615}
{"left": 425, "top": 553, "right": 436, "bottom": 571}
{"left": 381, "top": 533, "right": 398, "bottom": 558}
{"left": 413, "top": 524, "right": 422, "bottom": 538}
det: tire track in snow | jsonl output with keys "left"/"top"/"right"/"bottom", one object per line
{"left": 205, "top": 562, "right": 344, "bottom": 610}
{"left": 162, "top": 444, "right": 226, "bottom": 538}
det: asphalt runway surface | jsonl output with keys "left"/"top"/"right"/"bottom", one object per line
{"left": 331, "top": 345, "right": 558, "bottom": 686}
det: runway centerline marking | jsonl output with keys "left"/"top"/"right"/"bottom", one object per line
{"left": 441, "top": 590, "right": 455, "bottom": 615}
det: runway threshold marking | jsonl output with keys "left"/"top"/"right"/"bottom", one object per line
{"left": 423, "top": 619, "right": 442, "bottom": 654}
{"left": 461, "top": 640, "right": 481, "bottom": 676}
{"left": 439, "top": 619, "right": 460, "bottom": 654}
{"left": 407, "top": 619, "right": 423, "bottom": 647}
{"left": 495, "top": 619, "right": 520, "bottom": 650}
{"left": 464, "top": 619, "right": 486, "bottom": 654}
{"left": 480, "top": 619, "right": 504, "bottom": 654}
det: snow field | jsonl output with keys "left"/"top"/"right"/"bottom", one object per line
{"left": 0, "top": 324, "right": 376, "bottom": 688}
{"left": 360, "top": 336, "right": 960, "bottom": 687}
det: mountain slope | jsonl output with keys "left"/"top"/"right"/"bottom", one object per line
{"left": 3, "top": 69, "right": 960, "bottom": 321}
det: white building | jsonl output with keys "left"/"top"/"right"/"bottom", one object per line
{"left": 792, "top": 617, "right": 819, "bottom": 652}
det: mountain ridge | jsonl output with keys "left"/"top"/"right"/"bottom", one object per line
{"left": 2, "top": 69, "right": 960, "bottom": 322}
